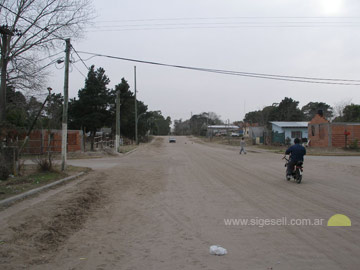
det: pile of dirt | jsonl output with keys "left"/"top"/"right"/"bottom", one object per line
{"left": 0, "top": 175, "right": 105, "bottom": 268}
{"left": 36, "top": 186, "right": 102, "bottom": 249}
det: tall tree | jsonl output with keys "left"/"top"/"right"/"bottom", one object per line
{"left": 269, "top": 97, "right": 304, "bottom": 121}
{"left": 69, "top": 65, "right": 111, "bottom": 150}
{"left": 301, "top": 102, "right": 333, "bottom": 120}
{"left": 109, "top": 78, "right": 148, "bottom": 140}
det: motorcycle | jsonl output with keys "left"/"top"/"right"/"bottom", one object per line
{"left": 282, "top": 156, "right": 303, "bottom": 184}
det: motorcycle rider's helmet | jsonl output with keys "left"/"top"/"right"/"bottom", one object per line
{"left": 294, "top": 138, "right": 300, "bottom": 144}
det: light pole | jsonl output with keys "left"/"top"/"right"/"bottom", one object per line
{"left": 136, "top": 112, "right": 146, "bottom": 145}
{"left": 134, "top": 66, "right": 138, "bottom": 145}
{"left": 115, "top": 90, "right": 121, "bottom": 152}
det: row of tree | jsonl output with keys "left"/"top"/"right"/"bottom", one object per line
{"left": 173, "top": 98, "right": 360, "bottom": 137}
{"left": 174, "top": 112, "right": 223, "bottom": 136}
{"left": 69, "top": 65, "right": 171, "bottom": 147}
{"left": 4, "top": 65, "right": 171, "bottom": 148}
{"left": 244, "top": 97, "right": 360, "bottom": 125}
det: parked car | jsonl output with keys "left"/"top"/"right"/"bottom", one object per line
{"left": 169, "top": 137, "right": 176, "bottom": 143}
{"left": 231, "top": 132, "right": 240, "bottom": 137}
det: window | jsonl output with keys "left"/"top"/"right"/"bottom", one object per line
{"left": 291, "top": 131, "right": 302, "bottom": 138}
{"left": 311, "top": 125, "right": 315, "bottom": 136}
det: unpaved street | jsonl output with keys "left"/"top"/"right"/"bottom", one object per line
{"left": 1, "top": 136, "right": 359, "bottom": 269}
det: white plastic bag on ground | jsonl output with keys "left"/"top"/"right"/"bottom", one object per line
{"left": 209, "top": 245, "right": 227, "bottom": 255}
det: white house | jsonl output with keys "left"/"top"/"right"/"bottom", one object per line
{"left": 270, "top": 122, "right": 308, "bottom": 144}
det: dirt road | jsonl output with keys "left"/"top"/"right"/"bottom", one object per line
{"left": 1, "top": 136, "right": 359, "bottom": 269}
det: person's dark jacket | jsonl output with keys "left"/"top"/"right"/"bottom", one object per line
{"left": 285, "top": 143, "right": 306, "bottom": 162}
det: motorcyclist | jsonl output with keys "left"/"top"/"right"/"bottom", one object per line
{"left": 284, "top": 138, "right": 306, "bottom": 179}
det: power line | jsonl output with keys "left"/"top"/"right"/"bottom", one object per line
{"left": 94, "top": 16, "right": 360, "bottom": 23}
{"left": 76, "top": 50, "right": 360, "bottom": 85}
{"left": 88, "top": 25, "right": 360, "bottom": 32}
{"left": 72, "top": 63, "right": 87, "bottom": 78}
{"left": 93, "top": 21, "right": 360, "bottom": 28}
{"left": 71, "top": 45, "right": 89, "bottom": 70}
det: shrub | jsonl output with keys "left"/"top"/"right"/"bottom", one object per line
{"left": 0, "top": 164, "right": 10, "bottom": 180}
{"left": 34, "top": 155, "right": 53, "bottom": 172}
{"left": 349, "top": 139, "right": 359, "bottom": 150}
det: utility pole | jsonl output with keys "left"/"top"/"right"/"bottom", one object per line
{"left": 115, "top": 90, "right": 120, "bottom": 152}
{"left": 134, "top": 66, "right": 138, "bottom": 145}
{"left": 0, "top": 26, "right": 14, "bottom": 123}
{"left": 61, "top": 39, "right": 71, "bottom": 171}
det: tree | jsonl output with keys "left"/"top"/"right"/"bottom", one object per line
{"left": 244, "top": 105, "right": 277, "bottom": 126}
{"left": 108, "top": 78, "right": 148, "bottom": 140}
{"left": 333, "top": 99, "right": 352, "bottom": 122}
{"left": 269, "top": 97, "right": 304, "bottom": 121}
{"left": 341, "top": 104, "right": 360, "bottom": 122}
{"left": 69, "top": 65, "right": 111, "bottom": 150}
{"left": 144, "top": 111, "right": 171, "bottom": 135}
{"left": 43, "top": 93, "right": 63, "bottom": 129}
{"left": 174, "top": 119, "right": 190, "bottom": 135}
{"left": 301, "top": 102, "right": 333, "bottom": 121}
{"left": 0, "top": 0, "right": 94, "bottom": 122}
{"left": 5, "top": 86, "right": 27, "bottom": 127}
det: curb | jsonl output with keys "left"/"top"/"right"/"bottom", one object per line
{"left": 0, "top": 172, "right": 86, "bottom": 207}
{"left": 124, "top": 148, "right": 137, "bottom": 156}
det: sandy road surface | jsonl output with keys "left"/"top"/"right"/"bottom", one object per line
{"left": 1, "top": 136, "right": 359, "bottom": 270}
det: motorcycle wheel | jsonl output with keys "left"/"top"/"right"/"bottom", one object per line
{"left": 296, "top": 170, "right": 302, "bottom": 184}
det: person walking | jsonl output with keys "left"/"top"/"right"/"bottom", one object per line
{"left": 239, "top": 137, "right": 247, "bottom": 154}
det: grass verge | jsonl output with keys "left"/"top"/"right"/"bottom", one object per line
{"left": 0, "top": 165, "right": 90, "bottom": 201}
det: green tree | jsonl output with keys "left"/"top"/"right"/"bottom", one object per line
{"left": 69, "top": 65, "right": 111, "bottom": 150}
{"left": 301, "top": 102, "right": 333, "bottom": 121}
{"left": 244, "top": 105, "right": 277, "bottom": 126}
{"left": 43, "top": 93, "right": 64, "bottom": 129}
{"left": 269, "top": 97, "right": 304, "bottom": 121}
{"left": 109, "top": 78, "right": 148, "bottom": 140}
{"left": 5, "top": 86, "right": 27, "bottom": 128}
{"left": 342, "top": 104, "right": 360, "bottom": 122}
{"left": 145, "top": 111, "right": 171, "bottom": 135}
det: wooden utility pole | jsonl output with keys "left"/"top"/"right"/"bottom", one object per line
{"left": 115, "top": 90, "right": 120, "bottom": 152}
{"left": 134, "top": 66, "right": 138, "bottom": 145}
{"left": 61, "top": 39, "right": 71, "bottom": 171}
{"left": 0, "top": 26, "right": 13, "bottom": 123}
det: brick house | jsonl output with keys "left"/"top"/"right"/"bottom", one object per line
{"left": 308, "top": 113, "right": 360, "bottom": 148}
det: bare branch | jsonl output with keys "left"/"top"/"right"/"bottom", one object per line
{"left": 1, "top": 0, "right": 95, "bottom": 93}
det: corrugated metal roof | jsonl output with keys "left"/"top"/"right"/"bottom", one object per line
{"left": 207, "top": 125, "right": 239, "bottom": 129}
{"left": 270, "top": 121, "right": 308, "bottom": 128}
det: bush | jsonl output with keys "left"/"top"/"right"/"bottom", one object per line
{"left": 0, "top": 164, "right": 10, "bottom": 181}
{"left": 34, "top": 155, "right": 53, "bottom": 172}
{"left": 349, "top": 139, "right": 359, "bottom": 150}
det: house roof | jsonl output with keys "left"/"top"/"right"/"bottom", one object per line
{"left": 207, "top": 125, "right": 239, "bottom": 129}
{"left": 270, "top": 121, "right": 308, "bottom": 128}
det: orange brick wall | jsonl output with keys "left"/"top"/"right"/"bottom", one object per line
{"left": 308, "top": 114, "right": 330, "bottom": 147}
{"left": 331, "top": 124, "right": 360, "bottom": 148}
{"left": 308, "top": 114, "right": 360, "bottom": 148}
{"left": 25, "top": 129, "right": 83, "bottom": 153}
{"left": 308, "top": 123, "right": 329, "bottom": 147}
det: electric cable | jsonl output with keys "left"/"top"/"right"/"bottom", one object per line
{"left": 76, "top": 51, "right": 360, "bottom": 85}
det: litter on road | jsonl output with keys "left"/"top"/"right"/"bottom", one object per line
{"left": 209, "top": 245, "right": 227, "bottom": 256}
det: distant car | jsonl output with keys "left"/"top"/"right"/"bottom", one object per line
{"left": 169, "top": 137, "right": 176, "bottom": 143}
{"left": 231, "top": 132, "right": 240, "bottom": 137}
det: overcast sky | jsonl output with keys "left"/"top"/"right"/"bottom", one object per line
{"left": 49, "top": 0, "right": 360, "bottom": 123}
